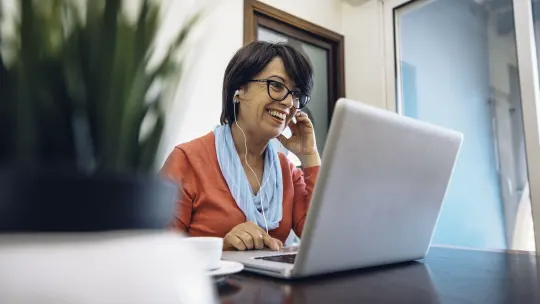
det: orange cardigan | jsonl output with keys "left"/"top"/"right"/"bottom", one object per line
{"left": 160, "top": 131, "right": 320, "bottom": 243}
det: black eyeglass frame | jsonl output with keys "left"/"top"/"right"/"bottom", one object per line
{"left": 247, "top": 79, "right": 311, "bottom": 109}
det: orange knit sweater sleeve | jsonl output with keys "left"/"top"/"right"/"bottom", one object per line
{"left": 160, "top": 147, "right": 194, "bottom": 232}
{"left": 289, "top": 161, "right": 320, "bottom": 237}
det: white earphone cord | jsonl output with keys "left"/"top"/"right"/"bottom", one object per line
{"left": 233, "top": 92, "right": 272, "bottom": 234}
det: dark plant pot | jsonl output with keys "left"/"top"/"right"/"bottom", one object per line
{"left": 0, "top": 169, "right": 178, "bottom": 232}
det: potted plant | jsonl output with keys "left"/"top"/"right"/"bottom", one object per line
{"left": 0, "top": 1, "right": 216, "bottom": 302}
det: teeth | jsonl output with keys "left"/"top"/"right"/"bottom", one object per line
{"left": 268, "top": 110, "right": 286, "bottom": 120}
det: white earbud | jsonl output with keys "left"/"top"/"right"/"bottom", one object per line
{"left": 234, "top": 90, "right": 240, "bottom": 103}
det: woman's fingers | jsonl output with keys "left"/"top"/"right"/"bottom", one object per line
{"left": 288, "top": 113, "right": 313, "bottom": 136}
{"left": 263, "top": 234, "right": 281, "bottom": 251}
{"left": 237, "top": 231, "right": 254, "bottom": 249}
{"left": 288, "top": 118, "right": 299, "bottom": 134}
{"left": 246, "top": 222, "right": 280, "bottom": 251}
{"left": 225, "top": 234, "right": 247, "bottom": 251}
{"left": 224, "top": 221, "right": 282, "bottom": 251}
{"left": 245, "top": 228, "right": 265, "bottom": 249}
{"left": 295, "top": 113, "right": 314, "bottom": 129}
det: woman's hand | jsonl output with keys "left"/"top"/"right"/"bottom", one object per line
{"left": 279, "top": 112, "right": 321, "bottom": 167}
{"left": 223, "top": 221, "right": 283, "bottom": 251}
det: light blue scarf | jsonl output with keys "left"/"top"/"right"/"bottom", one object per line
{"left": 214, "top": 124, "right": 283, "bottom": 230}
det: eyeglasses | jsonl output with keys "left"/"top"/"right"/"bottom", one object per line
{"left": 248, "top": 79, "right": 310, "bottom": 109}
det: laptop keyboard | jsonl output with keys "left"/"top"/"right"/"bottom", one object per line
{"left": 255, "top": 254, "right": 297, "bottom": 264}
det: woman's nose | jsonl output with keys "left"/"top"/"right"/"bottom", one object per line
{"left": 280, "top": 94, "right": 294, "bottom": 108}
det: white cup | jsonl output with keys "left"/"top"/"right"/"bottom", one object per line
{"left": 182, "top": 237, "right": 223, "bottom": 271}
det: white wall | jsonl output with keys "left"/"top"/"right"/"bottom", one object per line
{"left": 158, "top": 0, "right": 244, "bottom": 164}
{"left": 341, "top": 0, "right": 386, "bottom": 108}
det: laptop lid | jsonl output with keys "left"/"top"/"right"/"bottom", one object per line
{"left": 292, "top": 98, "right": 463, "bottom": 277}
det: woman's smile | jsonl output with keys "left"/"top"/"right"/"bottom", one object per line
{"left": 265, "top": 108, "right": 287, "bottom": 125}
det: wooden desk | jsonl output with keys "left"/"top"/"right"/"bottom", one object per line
{"left": 218, "top": 247, "right": 539, "bottom": 303}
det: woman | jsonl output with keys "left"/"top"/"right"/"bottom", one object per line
{"left": 160, "top": 41, "right": 320, "bottom": 251}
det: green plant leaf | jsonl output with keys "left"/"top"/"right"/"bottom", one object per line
{"left": 16, "top": 0, "right": 39, "bottom": 165}
{"left": 1, "top": 0, "right": 201, "bottom": 174}
{"left": 137, "top": 107, "right": 165, "bottom": 172}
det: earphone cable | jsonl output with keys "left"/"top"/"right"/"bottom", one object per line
{"left": 233, "top": 94, "right": 270, "bottom": 234}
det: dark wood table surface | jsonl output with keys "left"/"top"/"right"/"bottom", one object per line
{"left": 217, "top": 246, "right": 539, "bottom": 304}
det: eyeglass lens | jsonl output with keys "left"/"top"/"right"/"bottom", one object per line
{"left": 266, "top": 80, "right": 309, "bottom": 109}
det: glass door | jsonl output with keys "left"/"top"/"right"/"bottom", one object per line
{"left": 384, "top": 0, "right": 540, "bottom": 252}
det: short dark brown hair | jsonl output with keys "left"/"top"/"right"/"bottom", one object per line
{"left": 220, "top": 41, "right": 313, "bottom": 124}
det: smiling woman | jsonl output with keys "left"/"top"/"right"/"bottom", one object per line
{"left": 160, "top": 41, "right": 321, "bottom": 251}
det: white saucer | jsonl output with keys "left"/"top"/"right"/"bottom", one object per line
{"left": 207, "top": 260, "right": 244, "bottom": 277}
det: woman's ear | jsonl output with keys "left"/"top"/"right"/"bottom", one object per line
{"left": 233, "top": 90, "right": 241, "bottom": 103}
{"left": 234, "top": 87, "right": 247, "bottom": 103}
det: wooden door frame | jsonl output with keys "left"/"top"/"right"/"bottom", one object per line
{"left": 244, "top": 0, "right": 346, "bottom": 124}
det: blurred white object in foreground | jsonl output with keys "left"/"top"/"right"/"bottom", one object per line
{"left": 0, "top": 231, "right": 217, "bottom": 304}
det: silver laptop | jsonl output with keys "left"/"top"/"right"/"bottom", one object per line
{"left": 221, "top": 98, "right": 463, "bottom": 279}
